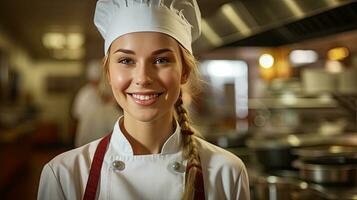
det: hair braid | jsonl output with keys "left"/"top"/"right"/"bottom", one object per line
{"left": 175, "top": 91, "right": 202, "bottom": 200}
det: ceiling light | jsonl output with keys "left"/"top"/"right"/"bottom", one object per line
{"left": 221, "top": 4, "right": 251, "bottom": 36}
{"left": 259, "top": 53, "right": 274, "bottom": 69}
{"left": 204, "top": 60, "right": 247, "bottom": 77}
{"left": 283, "top": 0, "right": 304, "bottom": 18}
{"left": 43, "top": 31, "right": 85, "bottom": 60}
{"left": 201, "top": 19, "right": 223, "bottom": 46}
{"left": 289, "top": 50, "right": 318, "bottom": 66}
{"left": 42, "top": 32, "right": 66, "bottom": 49}
{"left": 67, "top": 33, "right": 85, "bottom": 49}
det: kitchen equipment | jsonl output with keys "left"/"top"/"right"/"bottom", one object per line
{"left": 293, "top": 145, "right": 357, "bottom": 185}
{"left": 253, "top": 147, "right": 296, "bottom": 171}
{"left": 293, "top": 158, "right": 357, "bottom": 185}
{"left": 247, "top": 133, "right": 338, "bottom": 171}
{"left": 302, "top": 69, "right": 338, "bottom": 94}
{"left": 252, "top": 174, "right": 323, "bottom": 200}
{"left": 292, "top": 145, "right": 357, "bottom": 160}
{"left": 338, "top": 69, "right": 357, "bottom": 94}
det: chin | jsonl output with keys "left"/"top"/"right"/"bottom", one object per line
{"left": 130, "top": 110, "right": 161, "bottom": 123}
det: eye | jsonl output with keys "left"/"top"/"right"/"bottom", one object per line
{"left": 118, "top": 58, "right": 134, "bottom": 65}
{"left": 154, "top": 57, "right": 170, "bottom": 64}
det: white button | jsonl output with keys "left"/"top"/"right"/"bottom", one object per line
{"left": 112, "top": 160, "right": 125, "bottom": 171}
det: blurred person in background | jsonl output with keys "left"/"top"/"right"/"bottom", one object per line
{"left": 72, "top": 61, "right": 103, "bottom": 140}
{"left": 75, "top": 77, "right": 122, "bottom": 147}
{"left": 38, "top": 0, "right": 250, "bottom": 199}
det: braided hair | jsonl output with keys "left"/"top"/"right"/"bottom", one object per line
{"left": 176, "top": 45, "right": 203, "bottom": 200}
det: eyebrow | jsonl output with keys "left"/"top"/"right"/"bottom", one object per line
{"left": 113, "top": 48, "right": 174, "bottom": 55}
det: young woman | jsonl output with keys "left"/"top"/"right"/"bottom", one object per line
{"left": 38, "top": 0, "right": 250, "bottom": 199}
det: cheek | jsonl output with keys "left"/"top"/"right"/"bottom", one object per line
{"left": 108, "top": 67, "right": 131, "bottom": 95}
{"left": 158, "top": 68, "right": 182, "bottom": 93}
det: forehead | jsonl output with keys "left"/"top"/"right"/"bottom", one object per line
{"left": 109, "top": 32, "right": 180, "bottom": 54}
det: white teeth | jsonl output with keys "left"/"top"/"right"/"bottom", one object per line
{"left": 132, "top": 94, "right": 159, "bottom": 101}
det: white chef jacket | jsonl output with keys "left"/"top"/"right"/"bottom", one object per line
{"left": 38, "top": 119, "right": 250, "bottom": 200}
{"left": 72, "top": 84, "right": 102, "bottom": 121}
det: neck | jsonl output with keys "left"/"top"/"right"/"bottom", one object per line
{"left": 120, "top": 112, "right": 175, "bottom": 155}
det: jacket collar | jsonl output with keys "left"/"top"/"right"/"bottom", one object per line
{"left": 110, "top": 116, "right": 182, "bottom": 155}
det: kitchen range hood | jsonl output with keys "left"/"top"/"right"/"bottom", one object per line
{"left": 194, "top": 0, "right": 357, "bottom": 53}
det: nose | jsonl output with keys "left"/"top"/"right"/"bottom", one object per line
{"left": 134, "top": 64, "right": 153, "bottom": 87}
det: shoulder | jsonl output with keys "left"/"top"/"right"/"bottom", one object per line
{"left": 194, "top": 136, "right": 250, "bottom": 199}
{"left": 38, "top": 139, "right": 102, "bottom": 199}
{"left": 194, "top": 136, "right": 246, "bottom": 174}
{"left": 46, "top": 139, "right": 100, "bottom": 174}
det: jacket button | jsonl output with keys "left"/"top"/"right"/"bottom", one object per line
{"left": 112, "top": 160, "right": 125, "bottom": 171}
{"left": 171, "top": 161, "right": 181, "bottom": 171}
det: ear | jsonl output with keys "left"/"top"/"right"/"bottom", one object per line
{"left": 106, "top": 72, "right": 111, "bottom": 85}
{"left": 103, "top": 55, "right": 111, "bottom": 85}
{"left": 181, "top": 65, "right": 191, "bottom": 84}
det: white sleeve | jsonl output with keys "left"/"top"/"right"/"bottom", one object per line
{"left": 234, "top": 165, "right": 250, "bottom": 200}
{"left": 37, "top": 164, "right": 66, "bottom": 200}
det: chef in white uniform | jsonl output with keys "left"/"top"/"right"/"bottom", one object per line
{"left": 38, "top": 0, "right": 250, "bottom": 200}
{"left": 72, "top": 60, "right": 103, "bottom": 122}
{"left": 74, "top": 78, "right": 122, "bottom": 147}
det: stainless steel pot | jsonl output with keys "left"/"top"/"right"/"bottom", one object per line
{"left": 293, "top": 159, "right": 357, "bottom": 185}
{"left": 292, "top": 145, "right": 357, "bottom": 160}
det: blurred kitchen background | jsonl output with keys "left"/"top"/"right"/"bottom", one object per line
{"left": 1, "top": 0, "right": 357, "bottom": 199}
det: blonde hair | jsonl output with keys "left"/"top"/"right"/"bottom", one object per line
{"left": 176, "top": 45, "right": 203, "bottom": 200}
{"left": 103, "top": 44, "right": 203, "bottom": 200}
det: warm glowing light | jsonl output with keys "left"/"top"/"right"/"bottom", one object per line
{"left": 67, "top": 33, "right": 85, "bottom": 49}
{"left": 287, "top": 135, "right": 301, "bottom": 146}
{"left": 259, "top": 54, "right": 274, "bottom": 68}
{"left": 327, "top": 47, "right": 349, "bottom": 61}
{"left": 42, "top": 32, "right": 85, "bottom": 60}
{"left": 42, "top": 33, "right": 66, "bottom": 49}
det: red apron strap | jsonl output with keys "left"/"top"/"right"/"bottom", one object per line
{"left": 83, "top": 132, "right": 112, "bottom": 200}
{"left": 196, "top": 168, "right": 205, "bottom": 200}
{"left": 186, "top": 159, "right": 206, "bottom": 200}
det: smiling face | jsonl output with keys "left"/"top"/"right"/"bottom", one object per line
{"left": 107, "top": 32, "right": 187, "bottom": 123}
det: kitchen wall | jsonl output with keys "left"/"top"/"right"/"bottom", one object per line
{"left": 0, "top": 27, "right": 83, "bottom": 142}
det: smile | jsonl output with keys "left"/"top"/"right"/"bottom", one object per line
{"left": 128, "top": 92, "right": 164, "bottom": 106}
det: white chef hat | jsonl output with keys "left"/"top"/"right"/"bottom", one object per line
{"left": 94, "top": 0, "right": 201, "bottom": 54}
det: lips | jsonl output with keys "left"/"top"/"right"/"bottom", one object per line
{"left": 127, "top": 92, "right": 164, "bottom": 106}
